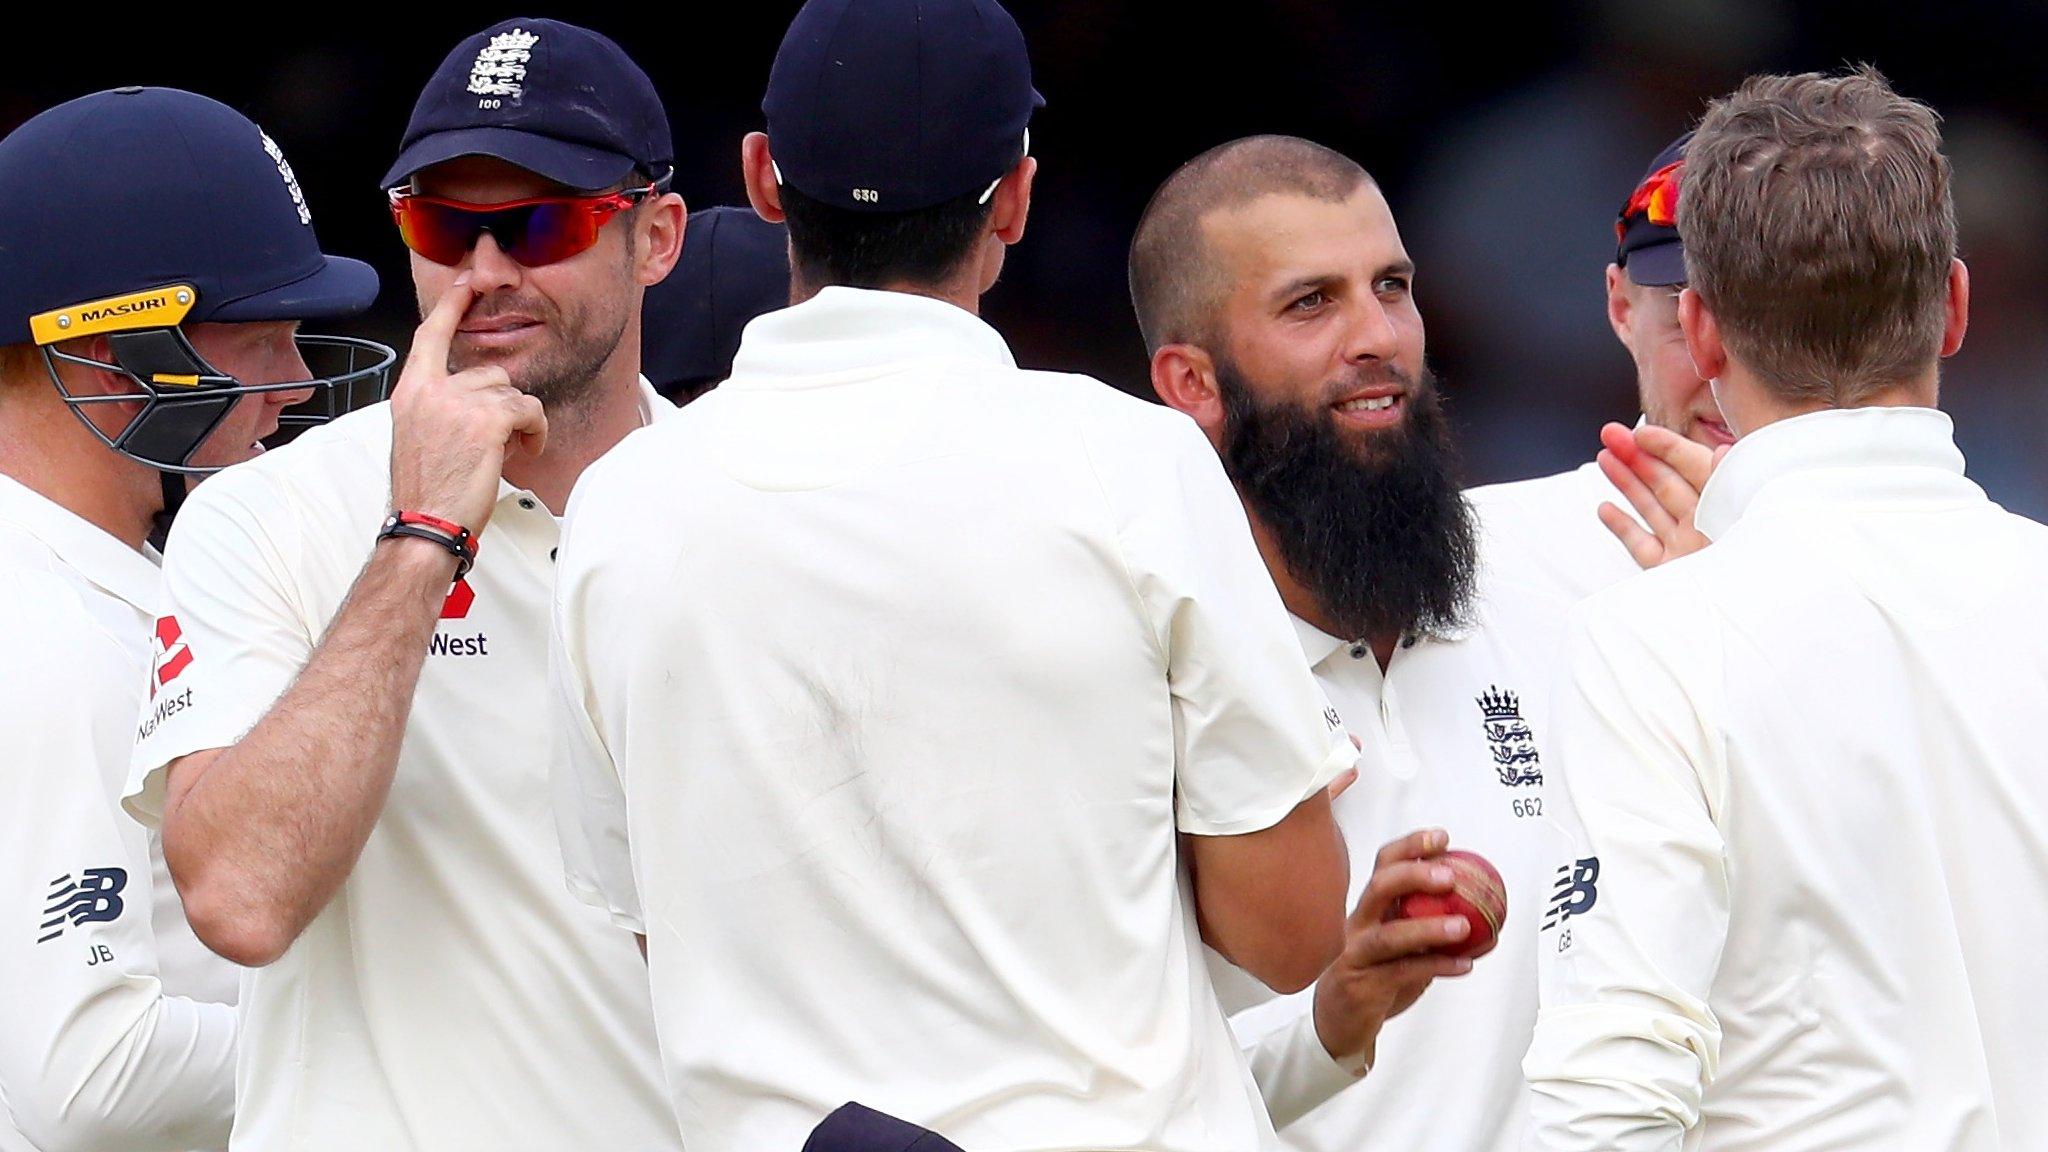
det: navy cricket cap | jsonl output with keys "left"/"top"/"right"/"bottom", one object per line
{"left": 803, "top": 1103, "right": 965, "bottom": 1152}
{"left": 381, "top": 18, "right": 672, "bottom": 191}
{"left": 764, "top": 0, "right": 1044, "bottom": 212}
{"left": 1615, "top": 131, "right": 1692, "bottom": 287}
{"left": 642, "top": 207, "right": 791, "bottom": 401}
{"left": 0, "top": 87, "right": 378, "bottom": 348}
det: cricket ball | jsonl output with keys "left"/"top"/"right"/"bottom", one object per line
{"left": 1389, "top": 849, "right": 1507, "bottom": 959}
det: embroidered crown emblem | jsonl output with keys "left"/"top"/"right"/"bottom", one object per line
{"left": 1477, "top": 686, "right": 1521, "bottom": 724}
{"left": 1475, "top": 684, "right": 1543, "bottom": 788}
{"left": 469, "top": 28, "right": 539, "bottom": 101}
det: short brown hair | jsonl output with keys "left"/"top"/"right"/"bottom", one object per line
{"left": 1128, "top": 136, "right": 1372, "bottom": 355}
{"left": 1681, "top": 67, "right": 1955, "bottom": 404}
{"left": 0, "top": 343, "right": 44, "bottom": 396}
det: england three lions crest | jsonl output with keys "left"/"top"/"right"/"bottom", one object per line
{"left": 1476, "top": 686, "right": 1543, "bottom": 787}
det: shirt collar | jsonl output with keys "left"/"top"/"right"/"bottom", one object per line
{"left": 1289, "top": 608, "right": 1476, "bottom": 670}
{"left": 724, "top": 286, "right": 1016, "bottom": 387}
{"left": 1292, "top": 614, "right": 1350, "bottom": 667}
{"left": 1695, "top": 406, "right": 1971, "bottom": 539}
{"left": 638, "top": 375, "right": 675, "bottom": 424}
{"left": 494, "top": 376, "right": 674, "bottom": 505}
{"left": 0, "top": 472, "right": 159, "bottom": 611}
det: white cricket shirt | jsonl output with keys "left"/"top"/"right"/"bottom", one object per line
{"left": 1466, "top": 461, "right": 1642, "bottom": 606}
{"left": 1219, "top": 574, "right": 1578, "bottom": 1151}
{"left": 1525, "top": 407, "right": 2034, "bottom": 1151}
{"left": 551, "top": 287, "right": 1355, "bottom": 1152}
{"left": 125, "top": 396, "right": 681, "bottom": 1152}
{"left": 0, "top": 473, "right": 235, "bottom": 1152}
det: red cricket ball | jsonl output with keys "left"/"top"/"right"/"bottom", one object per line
{"left": 1388, "top": 849, "right": 1508, "bottom": 959}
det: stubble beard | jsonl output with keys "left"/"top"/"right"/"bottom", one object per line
{"left": 449, "top": 302, "right": 627, "bottom": 416}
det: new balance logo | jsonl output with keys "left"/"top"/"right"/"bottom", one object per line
{"left": 38, "top": 869, "right": 127, "bottom": 943}
{"left": 1541, "top": 856, "right": 1600, "bottom": 931}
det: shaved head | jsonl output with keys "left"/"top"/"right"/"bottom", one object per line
{"left": 1128, "top": 135, "right": 1375, "bottom": 354}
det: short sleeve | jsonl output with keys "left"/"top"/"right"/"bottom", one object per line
{"left": 125, "top": 473, "right": 313, "bottom": 826}
{"left": 547, "top": 485, "right": 645, "bottom": 934}
{"left": 1101, "top": 417, "right": 1353, "bottom": 836}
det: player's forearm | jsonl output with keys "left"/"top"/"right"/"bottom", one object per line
{"left": 1189, "top": 794, "right": 1349, "bottom": 993}
{"left": 162, "top": 539, "right": 458, "bottom": 967}
{"left": 5, "top": 992, "right": 235, "bottom": 1152}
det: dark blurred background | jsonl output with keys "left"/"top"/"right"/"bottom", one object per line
{"left": 13, "top": 1, "right": 2048, "bottom": 513}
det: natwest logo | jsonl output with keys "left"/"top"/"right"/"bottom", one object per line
{"left": 151, "top": 616, "right": 193, "bottom": 697}
{"left": 440, "top": 578, "right": 475, "bottom": 619}
{"left": 432, "top": 579, "right": 489, "bottom": 658}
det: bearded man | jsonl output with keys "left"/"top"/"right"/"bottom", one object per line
{"left": 1131, "top": 134, "right": 1579, "bottom": 1152}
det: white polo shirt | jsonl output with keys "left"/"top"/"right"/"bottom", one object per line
{"left": 1466, "top": 461, "right": 1641, "bottom": 606}
{"left": 125, "top": 396, "right": 681, "bottom": 1152}
{"left": 1217, "top": 573, "right": 1577, "bottom": 1151}
{"left": 1525, "top": 407, "right": 2032, "bottom": 1150}
{"left": 0, "top": 473, "right": 235, "bottom": 1152}
{"left": 551, "top": 286, "right": 1354, "bottom": 1152}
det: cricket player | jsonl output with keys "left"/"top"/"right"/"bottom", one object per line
{"left": 548, "top": 1, "right": 1354, "bottom": 1149}
{"left": 1465, "top": 133, "right": 1708, "bottom": 601}
{"left": 1130, "top": 133, "right": 1581, "bottom": 1152}
{"left": 641, "top": 205, "right": 790, "bottom": 404}
{"left": 1524, "top": 68, "right": 2038, "bottom": 1149}
{"left": 124, "top": 21, "right": 686, "bottom": 1151}
{"left": 0, "top": 88, "right": 389, "bottom": 1150}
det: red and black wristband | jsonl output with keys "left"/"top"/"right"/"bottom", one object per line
{"left": 377, "top": 510, "right": 478, "bottom": 580}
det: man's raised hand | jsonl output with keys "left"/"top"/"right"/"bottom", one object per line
{"left": 387, "top": 275, "right": 547, "bottom": 535}
{"left": 1595, "top": 422, "right": 1730, "bottom": 569}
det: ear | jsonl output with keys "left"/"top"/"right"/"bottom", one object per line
{"left": 34, "top": 335, "right": 145, "bottom": 445}
{"left": 1940, "top": 257, "right": 1969, "bottom": 358}
{"left": 635, "top": 192, "right": 687, "bottom": 287}
{"left": 1605, "top": 264, "right": 1634, "bottom": 349}
{"left": 990, "top": 155, "right": 1036, "bottom": 246}
{"left": 742, "top": 133, "right": 784, "bottom": 224}
{"left": 1676, "top": 287, "right": 1727, "bottom": 385}
{"left": 49, "top": 335, "right": 137, "bottom": 398}
{"left": 1150, "top": 342, "right": 1226, "bottom": 449}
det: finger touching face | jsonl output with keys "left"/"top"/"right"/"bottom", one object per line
{"left": 405, "top": 156, "right": 637, "bottom": 405}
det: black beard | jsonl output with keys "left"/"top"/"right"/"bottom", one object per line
{"left": 1217, "top": 359, "right": 1479, "bottom": 644}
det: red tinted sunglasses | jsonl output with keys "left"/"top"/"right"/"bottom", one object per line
{"left": 388, "top": 173, "right": 670, "bottom": 267}
{"left": 1616, "top": 160, "right": 1682, "bottom": 243}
